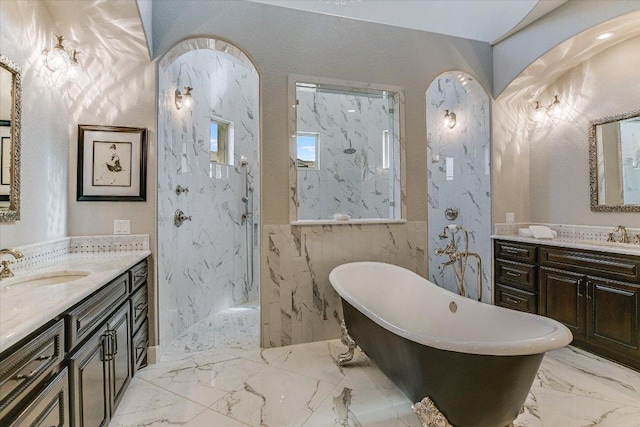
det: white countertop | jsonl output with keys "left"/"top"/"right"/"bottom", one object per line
{"left": 492, "top": 235, "right": 640, "bottom": 257}
{"left": 0, "top": 250, "right": 151, "bottom": 353}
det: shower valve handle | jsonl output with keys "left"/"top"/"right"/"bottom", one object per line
{"left": 174, "top": 209, "right": 192, "bottom": 227}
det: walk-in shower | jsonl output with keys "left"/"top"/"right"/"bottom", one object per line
{"left": 157, "top": 38, "right": 260, "bottom": 354}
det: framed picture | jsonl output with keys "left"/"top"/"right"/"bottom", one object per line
{"left": 1, "top": 137, "right": 10, "bottom": 186}
{"left": 77, "top": 125, "right": 147, "bottom": 201}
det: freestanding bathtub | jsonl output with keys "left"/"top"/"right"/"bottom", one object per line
{"left": 329, "top": 262, "right": 573, "bottom": 427}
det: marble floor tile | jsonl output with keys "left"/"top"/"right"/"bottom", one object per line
{"left": 113, "top": 304, "right": 640, "bottom": 427}
{"left": 183, "top": 408, "right": 251, "bottom": 427}
{"left": 514, "top": 385, "right": 640, "bottom": 427}
{"left": 162, "top": 303, "right": 260, "bottom": 361}
{"left": 109, "top": 378, "right": 207, "bottom": 427}
{"left": 303, "top": 381, "right": 421, "bottom": 427}
{"left": 210, "top": 365, "right": 335, "bottom": 426}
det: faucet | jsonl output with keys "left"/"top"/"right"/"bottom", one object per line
{"left": 0, "top": 248, "right": 24, "bottom": 279}
{"left": 614, "top": 225, "right": 630, "bottom": 244}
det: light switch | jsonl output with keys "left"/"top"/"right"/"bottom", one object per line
{"left": 114, "top": 220, "right": 131, "bottom": 235}
{"left": 506, "top": 213, "right": 515, "bottom": 224}
{"left": 446, "top": 157, "right": 454, "bottom": 181}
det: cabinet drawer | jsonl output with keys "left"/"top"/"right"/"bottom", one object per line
{"left": 130, "top": 284, "right": 148, "bottom": 335}
{"left": 541, "top": 247, "right": 640, "bottom": 282}
{"left": 129, "top": 259, "right": 148, "bottom": 293}
{"left": 6, "top": 367, "right": 69, "bottom": 427}
{"left": 496, "top": 259, "right": 536, "bottom": 291}
{"left": 132, "top": 319, "right": 148, "bottom": 373}
{"left": 496, "top": 284, "right": 537, "bottom": 313}
{"left": 66, "top": 273, "right": 129, "bottom": 350}
{"left": 495, "top": 240, "right": 537, "bottom": 263}
{"left": 0, "top": 320, "right": 64, "bottom": 419}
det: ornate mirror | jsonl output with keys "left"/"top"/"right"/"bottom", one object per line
{"left": 589, "top": 110, "right": 640, "bottom": 212}
{"left": 0, "top": 55, "right": 22, "bottom": 222}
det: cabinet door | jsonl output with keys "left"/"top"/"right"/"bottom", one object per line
{"left": 586, "top": 276, "right": 640, "bottom": 358}
{"left": 7, "top": 368, "right": 69, "bottom": 427}
{"left": 69, "top": 325, "right": 110, "bottom": 427}
{"left": 107, "top": 302, "right": 132, "bottom": 413}
{"left": 539, "top": 267, "right": 585, "bottom": 339}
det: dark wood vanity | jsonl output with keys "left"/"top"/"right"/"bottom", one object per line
{"left": 0, "top": 258, "right": 149, "bottom": 426}
{"left": 494, "top": 239, "right": 640, "bottom": 370}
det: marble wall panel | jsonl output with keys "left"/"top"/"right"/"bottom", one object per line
{"left": 261, "top": 222, "right": 427, "bottom": 348}
{"left": 296, "top": 90, "right": 397, "bottom": 220}
{"left": 426, "top": 72, "right": 492, "bottom": 303}
{"left": 158, "top": 39, "right": 260, "bottom": 348}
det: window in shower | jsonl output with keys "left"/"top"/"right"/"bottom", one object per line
{"left": 296, "top": 132, "right": 319, "bottom": 169}
{"left": 210, "top": 117, "right": 233, "bottom": 165}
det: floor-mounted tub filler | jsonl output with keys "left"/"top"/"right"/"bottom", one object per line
{"left": 329, "top": 262, "right": 573, "bottom": 427}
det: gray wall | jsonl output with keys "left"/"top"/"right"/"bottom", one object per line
{"left": 152, "top": 0, "right": 493, "bottom": 225}
{"left": 528, "top": 35, "right": 640, "bottom": 227}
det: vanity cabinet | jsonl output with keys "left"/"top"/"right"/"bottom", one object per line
{"left": 0, "top": 256, "right": 149, "bottom": 426}
{"left": 494, "top": 240, "right": 538, "bottom": 313}
{"left": 494, "top": 239, "right": 640, "bottom": 371}
{"left": 68, "top": 300, "right": 131, "bottom": 427}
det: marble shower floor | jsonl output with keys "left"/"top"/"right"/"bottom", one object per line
{"left": 110, "top": 330, "right": 640, "bottom": 427}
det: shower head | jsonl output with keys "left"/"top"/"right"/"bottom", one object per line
{"left": 343, "top": 140, "right": 356, "bottom": 154}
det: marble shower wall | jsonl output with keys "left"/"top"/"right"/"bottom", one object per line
{"left": 261, "top": 222, "right": 427, "bottom": 348}
{"left": 158, "top": 39, "right": 260, "bottom": 348}
{"left": 296, "top": 89, "right": 400, "bottom": 220}
{"left": 426, "top": 72, "right": 492, "bottom": 303}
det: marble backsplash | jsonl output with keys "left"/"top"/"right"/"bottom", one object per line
{"left": 494, "top": 222, "right": 640, "bottom": 241}
{"left": 158, "top": 39, "right": 260, "bottom": 348}
{"left": 7, "top": 234, "right": 150, "bottom": 272}
{"left": 426, "top": 72, "right": 492, "bottom": 302}
{"left": 261, "top": 221, "right": 427, "bottom": 348}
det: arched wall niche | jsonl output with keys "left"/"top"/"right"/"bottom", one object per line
{"left": 426, "top": 70, "right": 492, "bottom": 303}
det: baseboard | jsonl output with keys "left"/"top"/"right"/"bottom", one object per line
{"left": 147, "top": 345, "right": 161, "bottom": 364}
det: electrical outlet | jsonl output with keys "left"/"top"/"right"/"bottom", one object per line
{"left": 114, "top": 220, "right": 131, "bottom": 235}
{"left": 506, "top": 213, "right": 515, "bottom": 224}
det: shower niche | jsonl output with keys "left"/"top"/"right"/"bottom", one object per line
{"left": 289, "top": 76, "right": 405, "bottom": 222}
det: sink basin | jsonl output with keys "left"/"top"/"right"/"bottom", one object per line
{"left": 1, "top": 270, "right": 90, "bottom": 291}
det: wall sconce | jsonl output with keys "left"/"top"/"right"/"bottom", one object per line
{"left": 42, "top": 34, "right": 82, "bottom": 83}
{"left": 444, "top": 109, "right": 457, "bottom": 129}
{"left": 533, "top": 95, "right": 561, "bottom": 120}
{"left": 175, "top": 86, "right": 193, "bottom": 110}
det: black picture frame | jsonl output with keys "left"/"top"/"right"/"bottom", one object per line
{"left": 77, "top": 125, "right": 147, "bottom": 201}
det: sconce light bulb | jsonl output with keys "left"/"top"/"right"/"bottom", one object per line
{"left": 444, "top": 110, "right": 457, "bottom": 129}
{"left": 548, "top": 95, "right": 561, "bottom": 117}
{"left": 175, "top": 86, "right": 194, "bottom": 110}
{"left": 182, "top": 87, "right": 194, "bottom": 110}
{"left": 64, "top": 50, "right": 81, "bottom": 83}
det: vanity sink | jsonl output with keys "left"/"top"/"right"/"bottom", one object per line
{"left": 1, "top": 271, "right": 91, "bottom": 291}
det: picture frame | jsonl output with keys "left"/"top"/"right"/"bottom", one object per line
{"left": 77, "top": 125, "right": 147, "bottom": 201}
{"left": 1, "top": 136, "right": 10, "bottom": 186}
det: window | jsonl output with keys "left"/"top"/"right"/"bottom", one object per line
{"left": 210, "top": 118, "right": 231, "bottom": 165}
{"left": 296, "top": 132, "right": 319, "bottom": 169}
{"left": 382, "top": 130, "right": 390, "bottom": 170}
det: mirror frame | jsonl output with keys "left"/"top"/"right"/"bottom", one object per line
{"left": 589, "top": 109, "right": 640, "bottom": 212}
{"left": 0, "top": 55, "right": 22, "bottom": 222}
{"left": 288, "top": 74, "right": 407, "bottom": 224}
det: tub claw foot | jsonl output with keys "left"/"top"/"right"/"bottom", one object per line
{"left": 412, "top": 397, "right": 454, "bottom": 427}
{"left": 337, "top": 320, "right": 356, "bottom": 366}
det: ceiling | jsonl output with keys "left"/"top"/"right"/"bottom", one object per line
{"left": 247, "top": 0, "right": 568, "bottom": 44}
